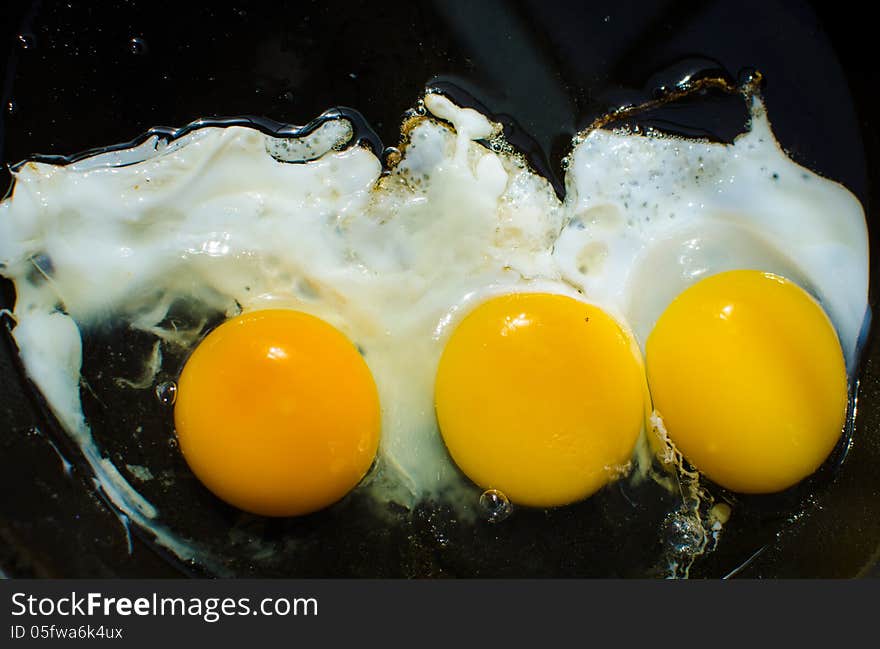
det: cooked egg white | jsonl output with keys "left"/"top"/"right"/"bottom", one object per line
{"left": 0, "top": 93, "right": 567, "bottom": 525}
{"left": 557, "top": 97, "right": 867, "bottom": 370}
{"left": 0, "top": 89, "right": 869, "bottom": 569}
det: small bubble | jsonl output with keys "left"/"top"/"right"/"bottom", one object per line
{"left": 603, "top": 15, "right": 611, "bottom": 23}
{"left": 280, "top": 90, "right": 294, "bottom": 102}
{"left": 662, "top": 512, "right": 705, "bottom": 556}
{"left": 479, "top": 489, "right": 513, "bottom": 523}
{"left": 18, "top": 33, "right": 35, "bottom": 50}
{"left": 167, "top": 436, "right": 179, "bottom": 449}
{"left": 383, "top": 147, "right": 401, "bottom": 166}
{"left": 155, "top": 381, "right": 177, "bottom": 406}
{"left": 129, "top": 36, "right": 147, "bottom": 55}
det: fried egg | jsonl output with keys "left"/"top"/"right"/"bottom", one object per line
{"left": 0, "top": 85, "right": 869, "bottom": 571}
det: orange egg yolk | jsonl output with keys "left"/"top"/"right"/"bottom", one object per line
{"left": 646, "top": 270, "right": 848, "bottom": 494}
{"left": 174, "top": 309, "right": 380, "bottom": 517}
{"left": 434, "top": 292, "right": 645, "bottom": 508}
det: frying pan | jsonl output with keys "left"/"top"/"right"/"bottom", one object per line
{"left": 1, "top": 0, "right": 878, "bottom": 578}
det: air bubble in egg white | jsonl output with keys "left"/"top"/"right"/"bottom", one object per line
{"left": 155, "top": 381, "right": 177, "bottom": 406}
{"left": 480, "top": 489, "right": 513, "bottom": 523}
{"left": 662, "top": 511, "right": 706, "bottom": 558}
{"left": 129, "top": 37, "right": 147, "bottom": 55}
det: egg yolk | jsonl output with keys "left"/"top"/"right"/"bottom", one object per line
{"left": 434, "top": 293, "right": 645, "bottom": 508}
{"left": 646, "top": 270, "right": 847, "bottom": 494}
{"left": 174, "top": 309, "right": 380, "bottom": 517}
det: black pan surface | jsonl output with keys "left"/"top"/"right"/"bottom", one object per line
{"left": 1, "top": 0, "right": 878, "bottom": 578}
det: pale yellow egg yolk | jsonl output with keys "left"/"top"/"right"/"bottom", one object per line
{"left": 174, "top": 309, "right": 380, "bottom": 517}
{"left": 646, "top": 270, "right": 848, "bottom": 494}
{"left": 434, "top": 293, "right": 645, "bottom": 508}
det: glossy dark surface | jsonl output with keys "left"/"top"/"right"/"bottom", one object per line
{"left": 1, "top": 0, "right": 878, "bottom": 577}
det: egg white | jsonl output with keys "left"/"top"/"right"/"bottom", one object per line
{"left": 558, "top": 98, "right": 868, "bottom": 371}
{"left": 0, "top": 90, "right": 869, "bottom": 568}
